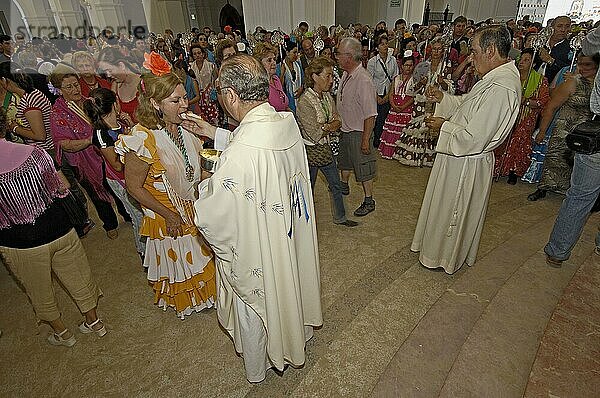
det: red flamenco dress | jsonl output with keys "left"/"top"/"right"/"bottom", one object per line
{"left": 378, "top": 75, "right": 414, "bottom": 159}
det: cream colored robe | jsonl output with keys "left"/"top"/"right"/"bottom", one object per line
{"left": 194, "top": 103, "right": 322, "bottom": 381}
{"left": 411, "top": 61, "right": 521, "bottom": 274}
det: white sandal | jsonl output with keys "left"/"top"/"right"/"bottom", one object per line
{"left": 47, "top": 328, "right": 76, "bottom": 347}
{"left": 78, "top": 318, "right": 107, "bottom": 337}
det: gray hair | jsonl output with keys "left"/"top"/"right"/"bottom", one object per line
{"left": 339, "top": 37, "right": 362, "bottom": 62}
{"left": 219, "top": 53, "right": 269, "bottom": 102}
{"left": 475, "top": 25, "right": 511, "bottom": 59}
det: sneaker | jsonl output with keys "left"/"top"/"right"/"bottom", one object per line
{"left": 340, "top": 182, "right": 350, "bottom": 196}
{"left": 335, "top": 219, "right": 359, "bottom": 227}
{"left": 354, "top": 200, "right": 375, "bottom": 217}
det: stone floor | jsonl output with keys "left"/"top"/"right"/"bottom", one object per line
{"left": 1, "top": 155, "right": 598, "bottom": 397}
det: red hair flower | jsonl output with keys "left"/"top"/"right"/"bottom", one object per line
{"left": 143, "top": 52, "right": 172, "bottom": 76}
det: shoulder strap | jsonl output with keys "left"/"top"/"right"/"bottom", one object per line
{"left": 378, "top": 57, "right": 393, "bottom": 83}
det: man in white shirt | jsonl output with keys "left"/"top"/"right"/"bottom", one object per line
{"left": 367, "top": 36, "right": 399, "bottom": 148}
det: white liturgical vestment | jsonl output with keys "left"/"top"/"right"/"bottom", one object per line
{"left": 194, "top": 103, "right": 322, "bottom": 382}
{"left": 411, "top": 61, "right": 521, "bottom": 274}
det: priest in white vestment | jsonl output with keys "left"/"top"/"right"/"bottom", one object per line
{"left": 411, "top": 25, "right": 522, "bottom": 274}
{"left": 190, "top": 54, "right": 322, "bottom": 382}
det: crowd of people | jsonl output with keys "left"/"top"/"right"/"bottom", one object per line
{"left": 1, "top": 12, "right": 599, "bottom": 383}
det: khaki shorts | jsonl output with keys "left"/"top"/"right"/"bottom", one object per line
{"left": 337, "top": 130, "right": 377, "bottom": 182}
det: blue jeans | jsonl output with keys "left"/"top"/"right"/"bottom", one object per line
{"left": 374, "top": 99, "right": 390, "bottom": 147}
{"left": 106, "top": 179, "right": 147, "bottom": 255}
{"left": 309, "top": 161, "right": 347, "bottom": 223}
{"left": 545, "top": 152, "right": 600, "bottom": 260}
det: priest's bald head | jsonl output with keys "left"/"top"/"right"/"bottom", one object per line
{"left": 217, "top": 53, "right": 269, "bottom": 123}
{"left": 470, "top": 25, "right": 512, "bottom": 77}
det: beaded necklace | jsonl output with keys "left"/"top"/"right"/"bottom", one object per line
{"left": 165, "top": 125, "right": 194, "bottom": 182}
{"left": 320, "top": 93, "right": 331, "bottom": 121}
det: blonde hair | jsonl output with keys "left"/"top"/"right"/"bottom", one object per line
{"left": 136, "top": 72, "right": 183, "bottom": 129}
{"left": 252, "top": 42, "right": 277, "bottom": 63}
{"left": 71, "top": 51, "right": 95, "bottom": 68}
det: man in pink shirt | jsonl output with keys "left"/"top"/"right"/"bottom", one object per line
{"left": 336, "top": 37, "right": 378, "bottom": 216}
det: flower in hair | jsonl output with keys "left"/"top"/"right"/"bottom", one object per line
{"left": 143, "top": 52, "right": 172, "bottom": 76}
{"left": 48, "top": 82, "right": 61, "bottom": 95}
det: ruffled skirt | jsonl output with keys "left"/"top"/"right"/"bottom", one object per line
{"left": 378, "top": 109, "right": 412, "bottom": 159}
{"left": 145, "top": 234, "right": 216, "bottom": 319}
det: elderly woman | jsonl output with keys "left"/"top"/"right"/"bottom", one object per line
{"left": 494, "top": 48, "right": 550, "bottom": 183}
{"left": 215, "top": 38, "right": 237, "bottom": 67}
{"left": 97, "top": 46, "right": 140, "bottom": 124}
{"left": 253, "top": 42, "right": 290, "bottom": 112}
{"left": 71, "top": 51, "right": 111, "bottom": 98}
{"left": 115, "top": 54, "right": 216, "bottom": 318}
{"left": 49, "top": 63, "right": 119, "bottom": 238}
{"left": 296, "top": 57, "right": 357, "bottom": 227}
{"left": 0, "top": 108, "right": 106, "bottom": 347}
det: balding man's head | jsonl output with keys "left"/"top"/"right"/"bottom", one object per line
{"left": 219, "top": 53, "right": 269, "bottom": 102}
{"left": 302, "top": 38, "right": 315, "bottom": 58}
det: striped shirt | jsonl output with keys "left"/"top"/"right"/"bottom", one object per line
{"left": 16, "top": 89, "right": 54, "bottom": 153}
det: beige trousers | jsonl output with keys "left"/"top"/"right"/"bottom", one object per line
{"left": 0, "top": 229, "right": 101, "bottom": 322}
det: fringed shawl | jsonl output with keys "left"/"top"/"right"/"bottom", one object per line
{"left": 0, "top": 145, "right": 66, "bottom": 229}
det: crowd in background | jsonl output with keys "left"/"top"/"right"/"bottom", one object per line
{"left": 0, "top": 11, "right": 597, "bottom": 349}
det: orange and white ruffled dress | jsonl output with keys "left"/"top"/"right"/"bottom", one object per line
{"left": 115, "top": 124, "right": 216, "bottom": 318}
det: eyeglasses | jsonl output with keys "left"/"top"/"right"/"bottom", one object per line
{"left": 214, "top": 79, "right": 232, "bottom": 95}
{"left": 61, "top": 82, "right": 81, "bottom": 90}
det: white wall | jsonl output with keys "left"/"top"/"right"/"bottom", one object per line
{"left": 242, "top": 0, "right": 334, "bottom": 33}
{"left": 430, "top": 0, "right": 519, "bottom": 22}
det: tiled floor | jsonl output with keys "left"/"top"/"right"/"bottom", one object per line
{"left": 1, "top": 155, "right": 598, "bottom": 397}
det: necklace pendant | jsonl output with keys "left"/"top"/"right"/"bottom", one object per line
{"left": 186, "top": 164, "right": 195, "bottom": 182}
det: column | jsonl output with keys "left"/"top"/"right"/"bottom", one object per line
{"left": 46, "top": 0, "right": 86, "bottom": 34}
{"left": 87, "top": 1, "right": 127, "bottom": 35}
{"left": 10, "top": 0, "right": 56, "bottom": 38}
{"left": 186, "top": 0, "right": 200, "bottom": 29}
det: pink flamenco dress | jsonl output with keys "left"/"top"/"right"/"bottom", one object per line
{"left": 378, "top": 75, "right": 414, "bottom": 159}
